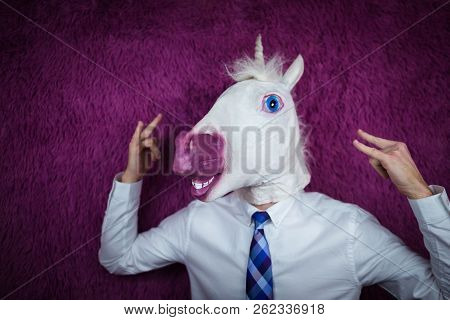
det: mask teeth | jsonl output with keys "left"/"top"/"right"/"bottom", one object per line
{"left": 191, "top": 176, "right": 215, "bottom": 190}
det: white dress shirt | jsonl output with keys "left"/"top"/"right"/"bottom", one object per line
{"left": 99, "top": 174, "right": 450, "bottom": 299}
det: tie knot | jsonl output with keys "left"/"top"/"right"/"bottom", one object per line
{"left": 252, "top": 211, "right": 271, "bottom": 229}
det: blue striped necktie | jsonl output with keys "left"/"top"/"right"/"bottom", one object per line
{"left": 246, "top": 211, "right": 273, "bottom": 300}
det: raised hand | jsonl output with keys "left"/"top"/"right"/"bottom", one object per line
{"left": 122, "top": 114, "right": 162, "bottom": 183}
{"left": 352, "top": 129, "right": 432, "bottom": 199}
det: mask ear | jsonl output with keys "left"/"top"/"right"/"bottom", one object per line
{"left": 282, "top": 54, "right": 304, "bottom": 91}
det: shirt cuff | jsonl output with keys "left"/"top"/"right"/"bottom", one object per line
{"left": 110, "top": 172, "right": 143, "bottom": 201}
{"left": 408, "top": 185, "right": 450, "bottom": 225}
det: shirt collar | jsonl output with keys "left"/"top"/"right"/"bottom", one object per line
{"left": 234, "top": 191, "right": 297, "bottom": 228}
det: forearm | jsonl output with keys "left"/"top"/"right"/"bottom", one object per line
{"left": 98, "top": 173, "right": 142, "bottom": 273}
{"left": 409, "top": 185, "right": 450, "bottom": 299}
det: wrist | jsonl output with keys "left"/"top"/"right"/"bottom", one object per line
{"left": 121, "top": 170, "right": 141, "bottom": 183}
{"left": 406, "top": 183, "right": 432, "bottom": 200}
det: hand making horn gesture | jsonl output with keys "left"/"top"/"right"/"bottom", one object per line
{"left": 353, "top": 129, "right": 432, "bottom": 199}
{"left": 122, "top": 114, "right": 163, "bottom": 183}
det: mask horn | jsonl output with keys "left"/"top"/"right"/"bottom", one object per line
{"left": 255, "top": 34, "right": 264, "bottom": 66}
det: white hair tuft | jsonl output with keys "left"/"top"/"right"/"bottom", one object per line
{"left": 227, "top": 35, "right": 284, "bottom": 82}
{"left": 227, "top": 54, "right": 284, "bottom": 82}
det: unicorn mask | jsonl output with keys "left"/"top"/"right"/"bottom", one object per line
{"left": 173, "top": 35, "right": 310, "bottom": 205}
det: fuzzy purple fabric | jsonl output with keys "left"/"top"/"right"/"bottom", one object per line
{"left": 0, "top": 0, "right": 448, "bottom": 299}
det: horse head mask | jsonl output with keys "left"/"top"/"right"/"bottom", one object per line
{"left": 173, "top": 35, "right": 310, "bottom": 205}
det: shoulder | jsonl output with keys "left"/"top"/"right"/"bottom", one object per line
{"left": 295, "top": 191, "right": 361, "bottom": 214}
{"left": 165, "top": 191, "right": 238, "bottom": 219}
{"left": 294, "top": 191, "right": 376, "bottom": 226}
{"left": 186, "top": 191, "right": 239, "bottom": 216}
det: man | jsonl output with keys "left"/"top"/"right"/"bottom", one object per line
{"left": 100, "top": 35, "right": 448, "bottom": 300}
{"left": 98, "top": 114, "right": 449, "bottom": 299}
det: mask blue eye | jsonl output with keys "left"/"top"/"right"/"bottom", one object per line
{"left": 263, "top": 94, "right": 283, "bottom": 113}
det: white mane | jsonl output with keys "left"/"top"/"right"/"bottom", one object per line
{"left": 227, "top": 34, "right": 284, "bottom": 82}
{"left": 227, "top": 54, "right": 284, "bottom": 82}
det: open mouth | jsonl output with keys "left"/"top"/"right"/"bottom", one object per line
{"left": 190, "top": 173, "right": 222, "bottom": 198}
{"left": 173, "top": 131, "right": 226, "bottom": 201}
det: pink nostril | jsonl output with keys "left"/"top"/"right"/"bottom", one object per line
{"left": 173, "top": 131, "right": 225, "bottom": 177}
{"left": 172, "top": 131, "right": 194, "bottom": 175}
{"left": 192, "top": 134, "right": 224, "bottom": 159}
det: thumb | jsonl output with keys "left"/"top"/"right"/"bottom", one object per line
{"left": 368, "top": 157, "right": 389, "bottom": 179}
{"left": 131, "top": 121, "right": 144, "bottom": 148}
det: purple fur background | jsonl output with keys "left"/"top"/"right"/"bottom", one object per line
{"left": 0, "top": 0, "right": 449, "bottom": 299}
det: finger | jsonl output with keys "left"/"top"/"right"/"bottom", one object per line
{"left": 141, "top": 137, "right": 155, "bottom": 148}
{"left": 141, "top": 113, "right": 163, "bottom": 139}
{"left": 141, "top": 138, "right": 161, "bottom": 160}
{"left": 369, "top": 158, "right": 389, "bottom": 179}
{"left": 142, "top": 138, "right": 161, "bottom": 162}
{"left": 380, "top": 144, "right": 399, "bottom": 154}
{"left": 131, "top": 121, "right": 144, "bottom": 146}
{"left": 357, "top": 129, "right": 395, "bottom": 149}
{"left": 150, "top": 143, "right": 161, "bottom": 162}
{"left": 150, "top": 138, "right": 161, "bottom": 160}
{"left": 353, "top": 139, "right": 388, "bottom": 162}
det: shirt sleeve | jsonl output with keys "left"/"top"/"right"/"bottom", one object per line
{"left": 98, "top": 173, "right": 191, "bottom": 275}
{"left": 407, "top": 185, "right": 450, "bottom": 298}
{"left": 353, "top": 186, "right": 449, "bottom": 299}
